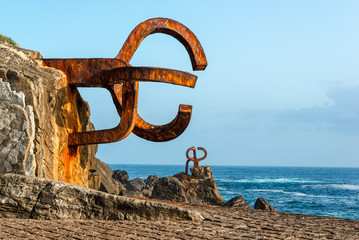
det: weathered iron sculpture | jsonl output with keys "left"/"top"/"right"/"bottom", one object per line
{"left": 185, "top": 146, "right": 207, "bottom": 175}
{"left": 42, "top": 18, "right": 207, "bottom": 146}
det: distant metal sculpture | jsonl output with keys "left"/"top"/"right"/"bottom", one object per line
{"left": 41, "top": 18, "right": 207, "bottom": 146}
{"left": 185, "top": 147, "right": 207, "bottom": 175}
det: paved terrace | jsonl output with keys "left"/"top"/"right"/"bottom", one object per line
{"left": 1, "top": 202, "right": 358, "bottom": 239}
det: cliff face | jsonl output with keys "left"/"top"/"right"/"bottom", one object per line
{"left": 0, "top": 41, "right": 97, "bottom": 187}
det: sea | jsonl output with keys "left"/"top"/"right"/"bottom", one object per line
{"left": 108, "top": 164, "right": 359, "bottom": 220}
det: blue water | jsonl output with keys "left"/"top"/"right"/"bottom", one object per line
{"left": 108, "top": 165, "right": 359, "bottom": 220}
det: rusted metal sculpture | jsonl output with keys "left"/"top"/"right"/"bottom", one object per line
{"left": 185, "top": 147, "right": 207, "bottom": 175}
{"left": 42, "top": 18, "right": 207, "bottom": 146}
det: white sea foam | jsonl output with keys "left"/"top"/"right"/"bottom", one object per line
{"left": 303, "top": 184, "right": 359, "bottom": 191}
{"left": 327, "top": 184, "right": 359, "bottom": 191}
{"left": 217, "top": 178, "right": 321, "bottom": 184}
{"left": 246, "top": 189, "right": 344, "bottom": 199}
{"left": 221, "top": 190, "right": 238, "bottom": 195}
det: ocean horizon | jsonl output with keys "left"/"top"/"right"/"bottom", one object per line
{"left": 109, "top": 164, "right": 359, "bottom": 220}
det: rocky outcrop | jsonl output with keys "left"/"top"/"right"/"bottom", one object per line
{"left": 151, "top": 166, "right": 225, "bottom": 205}
{"left": 141, "top": 175, "right": 160, "bottom": 197}
{"left": 254, "top": 198, "right": 277, "bottom": 211}
{"left": 151, "top": 177, "right": 188, "bottom": 202}
{"left": 223, "top": 196, "right": 250, "bottom": 209}
{"left": 0, "top": 81, "right": 35, "bottom": 176}
{"left": 112, "top": 169, "right": 144, "bottom": 197}
{"left": 94, "top": 158, "right": 122, "bottom": 195}
{"left": 112, "top": 169, "right": 129, "bottom": 183}
{"left": 130, "top": 178, "right": 146, "bottom": 191}
{"left": 145, "top": 175, "right": 160, "bottom": 186}
{"left": 0, "top": 41, "right": 97, "bottom": 187}
{"left": 0, "top": 174, "right": 203, "bottom": 221}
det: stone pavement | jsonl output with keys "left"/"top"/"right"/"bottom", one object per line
{"left": 0, "top": 203, "right": 359, "bottom": 239}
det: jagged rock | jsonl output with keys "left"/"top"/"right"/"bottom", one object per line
{"left": 0, "top": 41, "right": 97, "bottom": 187}
{"left": 254, "top": 198, "right": 277, "bottom": 211}
{"left": 145, "top": 175, "right": 160, "bottom": 186}
{"left": 130, "top": 178, "right": 146, "bottom": 191}
{"left": 118, "top": 178, "right": 144, "bottom": 198}
{"left": 151, "top": 166, "right": 225, "bottom": 205}
{"left": 0, "top": 173, "right": 203, "bottom": 221}
{"left": 88, "top": 171, "right": 101, "bottom": 190}
{"left": 190, "top": 166, "right": 213, "bottom": 179}
{"left": 151, "top": 177, "right": 187, "bottom": 202}
{"left": 112, "top": 170, "right": 129, "bottom": 183}
{"left": 223, "top": 196, "right": 250, "bottom": 209}
{"left": 176, "top": 166, "right": 225, "bottom": 205}
{"left": 112, "top": 169, "right": 143, "bottom": 197}
{"left": 94, "top": 158, "right": 123, "bottom": 195}
{"left": 0, "top": 87, "right": 35, "bottom": 175}
{"left": 141, "top": 175, "right": 160, "bottom": 197}
{"left": 141, "top": 188, "right": 152, "bottom": 198}
{"left": 119, "top": 189, "right": 144, "bottom": 198}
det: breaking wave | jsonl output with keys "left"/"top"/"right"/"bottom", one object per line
{"left": 217, "top": 178, "right": 321, "bottom": 184}
{"left": 306, "top": 184, "right": 359, "bottom": 191}
{"left": 246, "top": 189, "right": 343, "bottom": 198}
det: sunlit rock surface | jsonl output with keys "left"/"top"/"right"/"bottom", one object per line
{"left": 0, "top": 174, "right": 202, "bottom": 221}
{"left": 152, "top": 166, "right": 226, "bottom": 205}
{"left": 0, "top": 41, "right": 97, "bottom": 187}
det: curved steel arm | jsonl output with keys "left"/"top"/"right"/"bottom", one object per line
{"left": 107, "top": 84, "right": 192, "bottom": 142}
{"left": 133, "top": 105, "right": 192, "bottom": 142}
{"left": 42, "top": 18, "right": 207, "bottom": 146}
{"left": 116, "top": 18, "right": 207, "bottom": 71}
{"left": 68, "top": 81, "right": 138, "bottom": 146}
{"left": 186, "top": 146, "right": 197, "bottom": 161}
{"left": 112, "top": 18, "right": 208, "bottom": 142}
{"left": 103, "top": 66, "right": 197, "bottom": 88}
{"left": 197, "top": 147, "right": 207, "bottom": 161}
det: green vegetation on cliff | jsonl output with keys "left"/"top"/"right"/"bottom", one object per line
{"left": 0, "top": 34, "right": 19, "bottom": 47}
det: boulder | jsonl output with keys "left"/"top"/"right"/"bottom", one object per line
{"left": 130, "top": 178, "right": 146, "bottom": 191}
{"left": 254, "top": 198, "right": 277, "bottom": 211}
{"left": 0, "top": 41, "right": 97, "bottom": 187}
{"left": 112, "top": 169, "right": 144, "bottom": 197}
{"left": 0, "top": 173, "right": 203, "bottom": 221}
{"left": 145, "top": 175, "right": 160, "bottom": 186}
{"left": 112, "top": 170, "right": 129, "bottom": 183}
{"left": 151, "top": 177, "right": 187, "bottom": 202}
{"left": 223, "top": 196, "right": 250, "bottom": 209}
{"left": 94, "top": 158, "right": 123, "bottom": 195}
{"left": 88, "top": 170, "right": 101, "bottom": 190}
{"left": 119, "top": 186, "right": 144, "bottom": 198}
{"left": 141, "top": 175, "right": 160, "bottom": 197}
{"left": 151, "top": 166, "right": 225, "bottom": 205}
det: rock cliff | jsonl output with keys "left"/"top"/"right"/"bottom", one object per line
{"left": 0, "top": 41, "right": 97, "bottom": 187}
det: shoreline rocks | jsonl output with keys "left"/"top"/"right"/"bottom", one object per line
{"left": 254, "top": 197, "right": 277, "bottom": 211}
{"left": 0, "top": 173, "right": 202, "bottom": 221}
{"left": 149, "top": 166, "right": 225, "bottom": 205}
{"left": 109, "top": 165, "right": 276, "bottom": 211}
{"left": 223, "top": 196, "right": 250, "bottom": 209}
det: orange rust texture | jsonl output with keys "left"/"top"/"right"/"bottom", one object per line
{"left": 133, "top": 105, "right": 192, "bottom": 142}
{"left": 68, "top": 81, "right": 138, "bottom": 146}
{"left": 103, "top": 67, "right": 197, "bottom": 88}
{"left": 109, "top": 84, "right": 193, "bottom": 142}
{"left": 185, "top": 147, "right": 207, "bottom": 175}
{"left": 41, "top": 58, "right": 129, "bottom": 87}
{"left": 41, "top": 18, "right": 208, "bottom": 146}
{"left": 116, "top": 18, "right": 207, "bottom": 71}
{"left": 38, "top": 18, "right": 208, "bottom": 186}
{"left": 56, "top": 86, "right": 89, "bottom": 186}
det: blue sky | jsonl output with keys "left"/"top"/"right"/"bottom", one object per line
{"left": 2, "top": 1, "right": 359, "bottom": 167}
